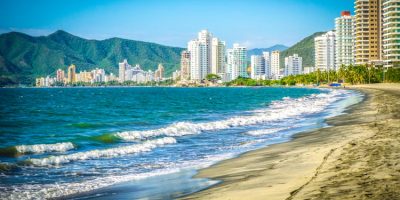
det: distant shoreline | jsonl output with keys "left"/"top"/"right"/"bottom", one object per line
{"left": 0, "top": 84, "right": 324, "bottom": 89}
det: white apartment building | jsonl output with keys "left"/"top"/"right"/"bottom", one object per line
{"left": 382, "top": 0, "right": 400, "bottom": 67}
{"left": 125, "top": 64, "right": 154, "bottom": 83}
{"left": 250, "top": 55, "right": 266, "bottom": 80}
{"left": 315, "top": 31, "right": 336, "bottom": 71}
{"left": 211, "top": 38, "right": 226, "bottom": 74}
{"left": 303, "top": 66, "right": 315, "bottom": 74}
{"left": 335, "top": 11, "right": 354, "bottom": 68}
{"left": 229, "top": 43, "right": 248, "bottom": 80}
{"left": 225, "top": 49, "right": 234, "bottom": 81}
{"left": 284, "top": 54, "right": 303, "bottom": 76}
{"left": 187, "top": 30, "right": 212, "bottom": 81}
{"left": 119, "top": 59, "right": 130, "bottom": 82}
{"left": 270, "top": 51, "right": 280, "bottom": 79}
{"left": 263, "top": 52, "right": 271, "bottom": 78}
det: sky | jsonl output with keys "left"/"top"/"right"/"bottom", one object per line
{"left": 0, "top": 0, "right": 354, "bottom": 48}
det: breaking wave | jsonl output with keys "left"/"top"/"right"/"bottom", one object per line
{"left": 0, "top": 142, "right": 75, "bottom": 157}
{"left": 27, "top": 137, "right": 176, "bottom": 166}
{"left": 115, "top": 90, "right": 347, "bottom": 140}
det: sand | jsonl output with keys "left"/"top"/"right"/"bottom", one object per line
{"left": 181, "top": 83, "right": 400, "bottom": 200}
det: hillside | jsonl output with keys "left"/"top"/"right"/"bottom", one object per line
{"left": 247, "top": 44, "right": 288, "bottom": 58}
{"left": 280, "top": 32, "right": 325, "bottom": 68}
{"left": 0, "top": 30, "right": 184, "bottom": 86}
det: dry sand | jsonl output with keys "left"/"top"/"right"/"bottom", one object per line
{"left": 181, "top": 83, "right": 400, "bottom": 200}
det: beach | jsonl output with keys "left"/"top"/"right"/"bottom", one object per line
{"left": 182, "top": 83, "right": 400, "bottom": 200}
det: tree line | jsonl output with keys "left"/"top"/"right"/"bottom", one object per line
{"left": 227, "top": 65, "right": 400, "bottom": 86}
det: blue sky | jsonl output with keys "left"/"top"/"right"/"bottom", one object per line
{"left": 0, "top": 0, "right": 354, "bottom": 48}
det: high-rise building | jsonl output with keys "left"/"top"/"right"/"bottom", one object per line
{"left": 382, "top": 0, "right": 400, "bottom": 67}
{"left": 225, "top": 49, "right": 234, "bottom": 81}
{"left": 67, "top": 64, "right": 76, "bottom": 83}
{"left": 263, "top": 52, "right": 271, "bottom": 78}
{"left": 211, "top": 38, "right": 226, "bottom": 74}
{"left": 335, "top": 11, "right": 355, "bottom": 68}
{"left": 250, "top": 55, "right": 265, "bottom": 80}
{"left": 56, "top": 69, "right": 65, "bottom": 82}
{"left": 154, "top": 64, "right": 164, "bottom": 81}
{"left": 186, "top": 30, "right": 228, "bottom": 81}
{"left": 270, "top": 51, "right": 281, "bottom": 79}
{"left": 284, "top": 54, "right": 303, "bottom": 76}
{"left": 354, "top": 0, "right": 383, "bottom": 65}
{"left": 187, "top": 30, "right": 212, "bottom": 81}
{"left": 188, "top": 40, "right": 201, "bottom": 80}
{"left": 180, "top": 51, "right": 190, "bottom": 80}
{"left": 315, "top": 31, "right": 336, "bottom": 71}
{"left": 229, "top": 43, "right": 248, "bottom": 80}
{"left": 119, "top": 59, "right": 130, "bottom": 83}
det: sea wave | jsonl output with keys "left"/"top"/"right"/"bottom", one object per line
{"left": 16, "top": 142, "right": 75, "bottom": 154}
{"left": 0, "top": 142, "right": 75, "bottom": 157}
{"left": 27, "top": 137, "right": 176, "bottom": 166}
{"left": 1, "top": 153, "right": 232, "bottom": 200}
{"left": 115, "top": 89, "right": 348, "bottom": 141}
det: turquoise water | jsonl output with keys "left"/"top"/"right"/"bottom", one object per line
{"left": 0, "top": 87, "right": 361, "bottom": 199}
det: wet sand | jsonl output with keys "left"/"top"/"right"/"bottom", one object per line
{"left": 181, "top": 83, "right": 400, "bottom": 200}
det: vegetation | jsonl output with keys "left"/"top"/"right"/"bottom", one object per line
{"left": 225, "top": 77, "right": 283, "bottom": 86}
{"left": 227, "top": 65, "right": 400, "bottom": 86}
{"left": 0, "top": 30, "right": 184, "bottom": 86}
{"left": 206, "top": 73, "right": 221, "bottom": 83}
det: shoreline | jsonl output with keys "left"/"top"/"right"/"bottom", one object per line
{"left": 181, "top": 83, "right": 400, "bottom": 200}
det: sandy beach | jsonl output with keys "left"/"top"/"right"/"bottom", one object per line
{"left": 181, "top": 83, "right": 400, "bottom": 200}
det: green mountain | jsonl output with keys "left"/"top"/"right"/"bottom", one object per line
{"left": 280, "top": 32, "right": 325, "bottom": 68}
{"left": 247, "top": 44, "right": 288, "bottom": 58}
{"left": 0, "top": 30, "right": 184, "bottom": 86}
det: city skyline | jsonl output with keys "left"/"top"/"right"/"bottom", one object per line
{"left": 0, "top": 0, "right": 354, "bottom": 48}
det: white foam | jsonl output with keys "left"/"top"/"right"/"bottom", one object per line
{"left": 28, "top": 137, "right": 176, "bottom": 166}
{"left": 116, "top": 89, "right": 350, "bottom": 140}
{"left": 15, "top": 142, "right": 75, "bottom": 154}
{"left": 246, "top": 127, "right": 288, "bottom": 136}
{"left": 1, "top": 153, "right": 234, "bottom": 200}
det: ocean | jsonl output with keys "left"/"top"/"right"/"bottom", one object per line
{"left": 0, "top": 87, "right": 362, "bottom": 199}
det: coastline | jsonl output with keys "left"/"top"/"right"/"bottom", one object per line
{"left": 181, "top": 83, "right": 400, "bottom": 200}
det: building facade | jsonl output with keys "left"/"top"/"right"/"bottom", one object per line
{"left": 285, "top": 54, "right": 303, "bottom": 76}
{"left": 315, "top": 31, "right": 336, "bottom": 71}
{"left": 270, "top": 51, "right": 281, "bottom": 79}
{"left": 229, "top": 43, "right": 248, "bottom": 80}
{"left": 335, "top": 11, "right": 355, "bottom": 68}
{"left": 56, "top": 69, "right": 65, "bottom": 82}
{"left": 119, "top": 59, "right": 130, "bottom": 83}
{"left": 180, "top": 51, "right": 190, "bottom": 80}
{"left": 67, "top": 64, "right": 76, "bottom": 83}
{"left": 211, "top": 38, "right": 226, "bottom": 74}
{"left": 187, "top": 30, "right": 213, "bottom": 81}
{"left": 382, "top": 0, "right": 400, "bottom": 67}
{"left": 250, "top": 55, "right": 266, "bottom": 80}
{"left": 154, "top": 64, "right": 164, "bottom": 81}
{"left": 263, "top": 52, "right": 271, "bottom": 79}
{"left": 354, "top": 0, "right": 383, "bottom": 65}
{"left": 186, "top": 30, "right": 229, "bottom": 81}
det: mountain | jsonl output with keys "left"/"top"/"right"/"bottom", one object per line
{"left": 0, "top": 30, "right": 184, "bottom": 86}
{"left": 280, "top": 32, "right": 325, "bottom": 68}
{"left": 247, "top": 44, "right": 288, "bottom": 58}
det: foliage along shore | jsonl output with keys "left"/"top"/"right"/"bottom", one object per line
{"left": 226, "top": 65, "right": 400, "bottom": 87}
